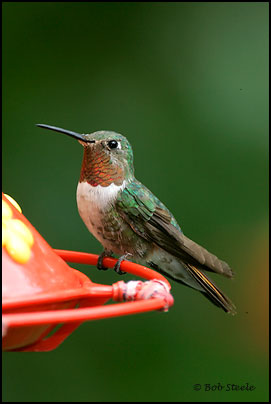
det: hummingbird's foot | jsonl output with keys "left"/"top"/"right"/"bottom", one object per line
{"left": 97, "top": 249, "right": 113, "bottom": 271}
{"left": 113, "top": 253, "right": 132, "bottom": 275}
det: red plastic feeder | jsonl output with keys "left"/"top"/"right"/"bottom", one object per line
{"left": 2, "top": 193, "right": 174, "bottom": 352}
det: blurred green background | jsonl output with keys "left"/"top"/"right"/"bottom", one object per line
{"left": 2, "top": 2, "right": 268, "bottom": 402}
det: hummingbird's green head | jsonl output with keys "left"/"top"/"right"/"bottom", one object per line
{"left": 79, "top": 130, "right": 135, "bottom": 186}
{"left": 36, "top": 124, "right": 134, "bottom": 187}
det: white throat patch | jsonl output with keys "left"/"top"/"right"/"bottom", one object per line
{"left": 77, "top": 181, "right": 126, "bottom": 211}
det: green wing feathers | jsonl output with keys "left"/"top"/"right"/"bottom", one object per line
{"left": 117, "top": 180, "right": 233, "bottom": 278}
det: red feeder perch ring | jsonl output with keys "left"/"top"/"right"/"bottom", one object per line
{"left": 2, "top": 193, "right": 174, "bottom": 352}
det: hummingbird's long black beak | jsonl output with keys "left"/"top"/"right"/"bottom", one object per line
{"left": 36, "top": 124, "right": 95, "bottom": 143}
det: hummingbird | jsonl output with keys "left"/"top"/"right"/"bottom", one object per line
{"left": 37, "top": 124, "right": 236, "bottom": 314}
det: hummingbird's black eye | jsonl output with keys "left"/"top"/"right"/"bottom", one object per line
{"left": 108, "top": 140, "right": 118, "bottom": 149}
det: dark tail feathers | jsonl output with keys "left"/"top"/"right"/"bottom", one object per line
{"left": 185, "top": 264, "right": 236, "bottom": 315}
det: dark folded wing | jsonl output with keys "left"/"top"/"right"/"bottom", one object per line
{"left": 116, "top": 181, "right": 233, "bottom": 278}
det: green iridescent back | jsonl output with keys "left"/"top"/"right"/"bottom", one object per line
{"left": 116, "top": 179, "right": 182, "bottom": 233}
